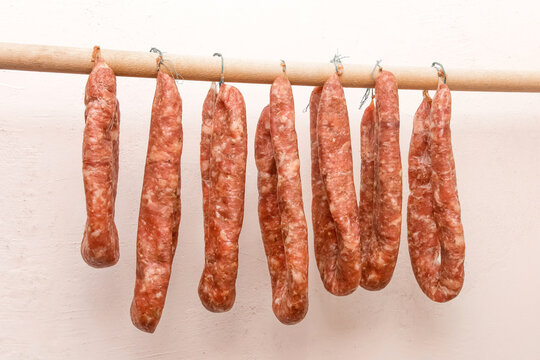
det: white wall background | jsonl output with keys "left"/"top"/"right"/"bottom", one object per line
{"left": 1, "top": 1, "right": 539, "bottom": 359}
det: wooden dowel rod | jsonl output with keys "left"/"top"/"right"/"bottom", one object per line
{"left": 1, "top": 42, "right": 540, "bottom": 92}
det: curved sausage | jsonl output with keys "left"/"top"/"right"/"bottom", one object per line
{"left": 255, "top": 75, "right": 309, "bottom": 324}
{"left": 310, "top": 74, "right": 361, "bottom": 295}
{"left": 130, "top": 69, "right": 182, "bottom": 333}
{"left": 198, "top": 84, "right": 247, "bottom": 312}
{"left": 81, "top": 51, "right": 120, "bottom": 268}
{"left": 407, "top": 85, "right": 465, "bottom": 302}
{"left": 359, "top": 71, "right": 402, "bottom": 290}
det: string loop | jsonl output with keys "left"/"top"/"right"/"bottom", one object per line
{"left": 371, "top": 59, "right": 382, "bottom": 82}
{"left": 358, "top": 88, "right": 373, "bottom": 110}
{"left": 91, "top": 46, "right": 101, "bottom": 62}
{"left": 359, "top": 59, "right": 381, "bottom": 110}
{"left": 330, "top": 51, "right": 348, "bottom": 75}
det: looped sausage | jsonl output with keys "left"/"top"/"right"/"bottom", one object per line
{"left": 359, "top": 71, "right": 402, "bottom": 290}
{"left": 255, "top": 75, "right": 309, "bottom": 324}
{"left": 81, "top": 54, "right": 120, "bottom": 268}
{"left": 407, "top": 84, "right": 465, "bottom": 302}
{"left": 198, "top": 83, "right": 248, "bottom": 312}
{"left": 310, "top": 73, "right": 361, "bottom": 295}
{"left": 130, "top": 69, "right": 183, "bottom": 333}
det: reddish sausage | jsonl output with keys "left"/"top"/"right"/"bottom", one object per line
{"left": 407, "top": 85, "right": 465, "bottom": 302}
{"left": 200, "top": 83, "right": 217, "bottom": 276}
{"left": 198, "top": 84, "right": 247, "bottom": 312}
{"left": 81, "top": 51, "right": 120, "bottom": 268}
{"left": 130, "top": 69, "right": 182, "bottom": 333}
{"left": 310, "top": 74, "right": 361, "bottom": 295}
{"left": 359, "top": 71, "right": 402, "bottom": 290}
{"left": 255, "top": 75, "right": 309, "bottom": 324}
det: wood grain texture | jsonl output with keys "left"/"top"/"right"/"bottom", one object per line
{"left": 1, "top": 42, "right": 540, "bottom": 91}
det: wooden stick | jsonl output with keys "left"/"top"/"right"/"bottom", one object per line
{"left": 1, "top": 42, "right": 539, "bottom": 92}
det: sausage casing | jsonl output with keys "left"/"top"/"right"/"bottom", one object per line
{"left": 82, "top": 54, "right": 120, "bottom": 268}
{"left": 255, "top": 76, "right": 309, "bottom": 324}
{"left": 198, "top": 84, "right": 248, "bottom": 312}
{"left": 311, "top": 74, "right": 361, "bottom": 295}
{"left": 407, "top": 85, "right": 465, "bottom": 302}
{"left": 130, "top": 69, "right": 182, "bottom": 333}
{"left": 359, "top": 71, "right": 402, "bottom": 290}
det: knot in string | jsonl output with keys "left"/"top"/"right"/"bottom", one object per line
{"left": 330, "top": 51, "right": 348, "bottom": 75}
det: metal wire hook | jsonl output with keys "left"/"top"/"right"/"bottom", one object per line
{"left": 150, "top": 47, "right": 164, "bottom": 70}
{"left": 371, "top": 59, "right": 382, "bottom": 82}
{"left": 149, "top": 47, "right": 183, "bottom": 82}
{"left": 213, "top": 52, "right": 224, "bottom": 87}
{"left": 431, "top": 61, "right": 447, "bottom": 84}
{"left": 280, "top": 59, "right": 286, "bottom": 74}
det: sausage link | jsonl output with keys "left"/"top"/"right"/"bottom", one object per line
{"left": 310, "top": 86, "right": 333, "bottom": 282}
{"left": 198, "top": 84, "right": 247, "bottom": 312}
{"left": 255, "top": 75, "right": 309, "bottom": 324}
{"left": 130, "top": 69, "right": 183, "bottom": 333}
{"left": 255, "top": 105, "right": 297, "bottom": 323}
{"left": 359, "top": 71, "right": 402, "bottom": 290}
{"left": 81, "top": 54, "right": 120, "bottom": 268}
{"left": 200, "top": 83, "right": 217, "bottom": 274}
{"left": 407, "top": 85, "right": 465, "bottom": 302}
{"left": 311, "top": 74, "right": 361, "bottom": 295}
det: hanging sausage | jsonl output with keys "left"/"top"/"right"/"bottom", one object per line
{"left": 198, "top": 82, "right": 248, "bottom": 313}
{"left": 255, "top": 74, "right": 309, "bottom": 324}
{"left": 81, "top": 47, "right": 120, "bottom": 268}
{"left": 130, "top": 67, "right": 183, "bottom": 333}
{"left": 310, "top": 73, "right": 361, "bottom": 296}
{"left": 407, "top": 80, "right": 465, "bottom": 302}
{"left": 358, "top": 70, "right": 402, "bottom": 290}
